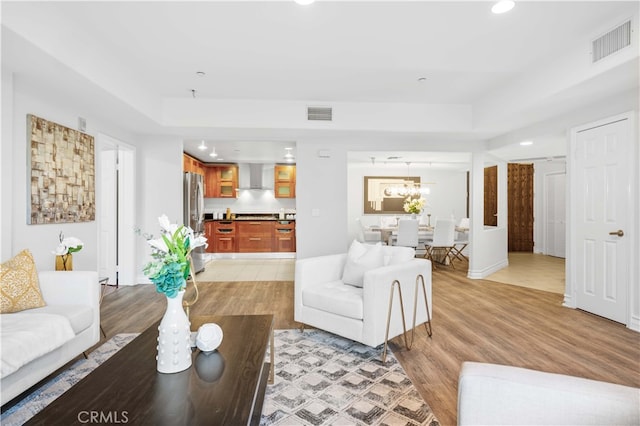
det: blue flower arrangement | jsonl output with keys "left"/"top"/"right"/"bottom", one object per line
{"left": 142, "top": 215, "right": 207, "bottom": 298}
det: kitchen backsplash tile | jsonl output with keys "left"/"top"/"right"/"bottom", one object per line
{"left": 204, "top": 190, "right": 296, "bottom": 215}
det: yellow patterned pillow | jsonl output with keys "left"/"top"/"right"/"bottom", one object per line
{"left": 1, "top": 249, "right": 46, "bottom": 313}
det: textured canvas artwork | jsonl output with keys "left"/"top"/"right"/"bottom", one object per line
{"left": 27, "top": 114, "right": 95, "bottom": 224}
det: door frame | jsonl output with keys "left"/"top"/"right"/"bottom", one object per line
{"left": 97, "top": 134, "right": 136, "bottom": 286}
{"left": 565, "top": 110, "right": 638, "bottom": 331}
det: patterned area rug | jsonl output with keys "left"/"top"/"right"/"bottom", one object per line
{"left": 0, "top": 334, "right": 138, "bottom": 426}
{"left": 1, "top": 330, "right": 440, "bottom": 426}
{"left": 262, "top": 329, "right": 440, "bottom": 426}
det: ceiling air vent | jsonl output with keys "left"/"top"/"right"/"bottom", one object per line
{"left": 592, "top": 20, "right": 632, "bottom": 63}
{"left": 307, "top": 106, "right": 332, "bottom": 121}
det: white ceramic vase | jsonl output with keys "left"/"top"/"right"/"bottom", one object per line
{"left": 411, "top": 213, "right": 417, "bottom": 220}
{"left": 156, "top": 289, "right": 192, "bottom": 374}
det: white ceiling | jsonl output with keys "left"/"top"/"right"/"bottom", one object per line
{"left": 2, "top": 1, "right": 638, "bottom": 164}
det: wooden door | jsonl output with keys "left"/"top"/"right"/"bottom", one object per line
{"left": 508, "top": 163, "right": 534, "bottom": 252}
{"left": 573, "top": 117, "right": 630, "bottom": 324}
{"left": 484, "top": 166, "right": 498, "bottom": 226}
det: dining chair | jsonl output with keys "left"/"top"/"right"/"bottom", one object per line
{"left": 424, "top": 219, "right": 456, "bottom": 268}
{"left": 394, "top": 219, "right": 419, "bottom": 249}
{"left": 452, "top": 217, "right": 470, "bottom": 262}
{"left": 356, "top": 218, "right": 383, "bottom": 244}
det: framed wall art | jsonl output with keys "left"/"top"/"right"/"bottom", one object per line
{"left": 27, "top": 114, "right": 95, "bottom": 224}
{"left": 363, "top": 176, "right": 421, "bottom": 214}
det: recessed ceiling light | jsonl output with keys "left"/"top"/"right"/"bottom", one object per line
{"left": 198, "top": 140, "right": 207, "bottom": 150}
{"left": 294, "top": 0, "right": 315, "bottom": 4}
{"left": 492, "top": 0, "right": 515, "bottom": 14}
{"left": 417, "top": 77, "right": 427, "bottom": 82}
{"left": 196, "top": 71, "right": 206, "bottom": 77}
{"left": 209, "top": 148, "right": 218, "bottom": 158}
{"left": 520, "top": 140, "right": 533, "bottom": 146}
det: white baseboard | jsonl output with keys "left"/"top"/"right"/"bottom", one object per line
{"left": 562, "top": 293, "right": 576, "bottom": 308}
{"left": 628, "top": 314, "right": 640, "bottom": 333}
{"left": 467, "top": 258, "right": 509, "bottom": 280}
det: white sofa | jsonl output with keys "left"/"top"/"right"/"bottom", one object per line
{"left": 458, "top": 362, "right": 640, "bottom": 425}
{"left": 1, "top": 271, "right": 100, "bottom": 406}
{"left": 295, "top": 245, "right": 431, "bottom": 348}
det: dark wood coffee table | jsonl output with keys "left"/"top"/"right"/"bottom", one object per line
{"left": 26, "top": 314, "right": 274, "bottom": 426}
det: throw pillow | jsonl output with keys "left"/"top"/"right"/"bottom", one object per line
{"left": 1, "top": 249, "right": 46, "bottom": 313}
{"left": 342, "top": 240, "right": 385, "bottom": 287}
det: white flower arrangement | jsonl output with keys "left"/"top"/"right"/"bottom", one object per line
{"left": 52, "top": 232, "right": 83, "bottom": 255}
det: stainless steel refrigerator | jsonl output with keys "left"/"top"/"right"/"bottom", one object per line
{"left": 184, "top": 172, "right": 206, "bottom": 274}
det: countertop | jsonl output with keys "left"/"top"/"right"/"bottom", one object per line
{"left": 204, "top": 213, "right": 295, "bottom": 221}
{"left": 205, "top": 218, "right": 296, "bottom": 222}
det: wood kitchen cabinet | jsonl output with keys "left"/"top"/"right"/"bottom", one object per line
{"left": 204, "top": 165, "right": 238, "bottom": 198}
{"left": 213, "top": 221, "right": 237, "bottom": 253}
{"left": 237, "top": 221, "right": 274, "bottom": 252}
{"left": 204, "top": 221, "right": 216, "bottom": 253}
{"left": 274, "top": 220, "right": 296, "bottom": 252}
{"left": 183, "top": 154, "right": 205, "bottom": 176}
{"left": 274, "top": 165, "right": 295, "bottom": 198}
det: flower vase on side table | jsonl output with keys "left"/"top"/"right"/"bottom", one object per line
{"left": 55, "top": 254, "right": 73, "bottom": 271}
{"left": 157, "top": 288, "right": 192, "bottom": 374}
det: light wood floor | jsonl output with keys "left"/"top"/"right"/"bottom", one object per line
{"left": 98, "top": 269, "right": 640, "bottom": 426}
{"left": 196, "top": 258, "right": 295, "bottom": 282}
{"left": 485, "top": 252, "right": 565, "bottom": 294}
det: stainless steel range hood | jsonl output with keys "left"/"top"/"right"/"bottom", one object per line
{"left": 238, "top": 163, "right": 274, "bottom": 190}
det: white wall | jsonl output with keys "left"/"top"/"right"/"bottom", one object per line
{"left": 295, "top": 140, "right": 349, "bottom": 258}
{"left": 347, "top": 163, "right": 468, "bottom": 241}
{"left": 467, "top": 152, "right": 509, "bottom": 278}
{"left": 3, "top": 73, "right": 137, "bottom": 271}
{"left": 2, "top": 71, "right": 184, "bottom": 286}
{"left": 1, "top": 66, "right": 15, "bottom": 262}
{"left": 135, "top": 135, "right": 184, "bottom": 283}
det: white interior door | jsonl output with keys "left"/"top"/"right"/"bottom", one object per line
{"left": 572, "top": 117, "right": 630, "bottom": 324}
{"left": 545, "top": 172, "right": 566, "bottom": 258}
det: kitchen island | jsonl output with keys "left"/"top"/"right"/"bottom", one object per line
{"left": 204, "top": 213, "right": 295, "bottom": 254}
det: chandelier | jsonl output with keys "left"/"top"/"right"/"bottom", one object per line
{"left": 383, "top": 162, "right": 431, "bottom": 198}
{"left": 383, "top": 184, "right": 428, "bottom": 197}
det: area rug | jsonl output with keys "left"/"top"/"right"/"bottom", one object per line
{"left": 2, "top": 330, "right": 440, "bottom": 426}
{"left": 0, "top": 334, "right": 138, "bottom": 426}
{"left": 262, "top": 329, "right": 440, "bottom": 426}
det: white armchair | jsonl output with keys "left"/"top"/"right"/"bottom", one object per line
{"left": 295, "top": 244, "right": 432, "bottom": 357}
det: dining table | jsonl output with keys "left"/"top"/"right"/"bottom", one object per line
{"left": 370, "top": 224, "right": 434, "bottom": 246}
{"left": 370, "top": 224, "right": 469, "bottom": 247}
